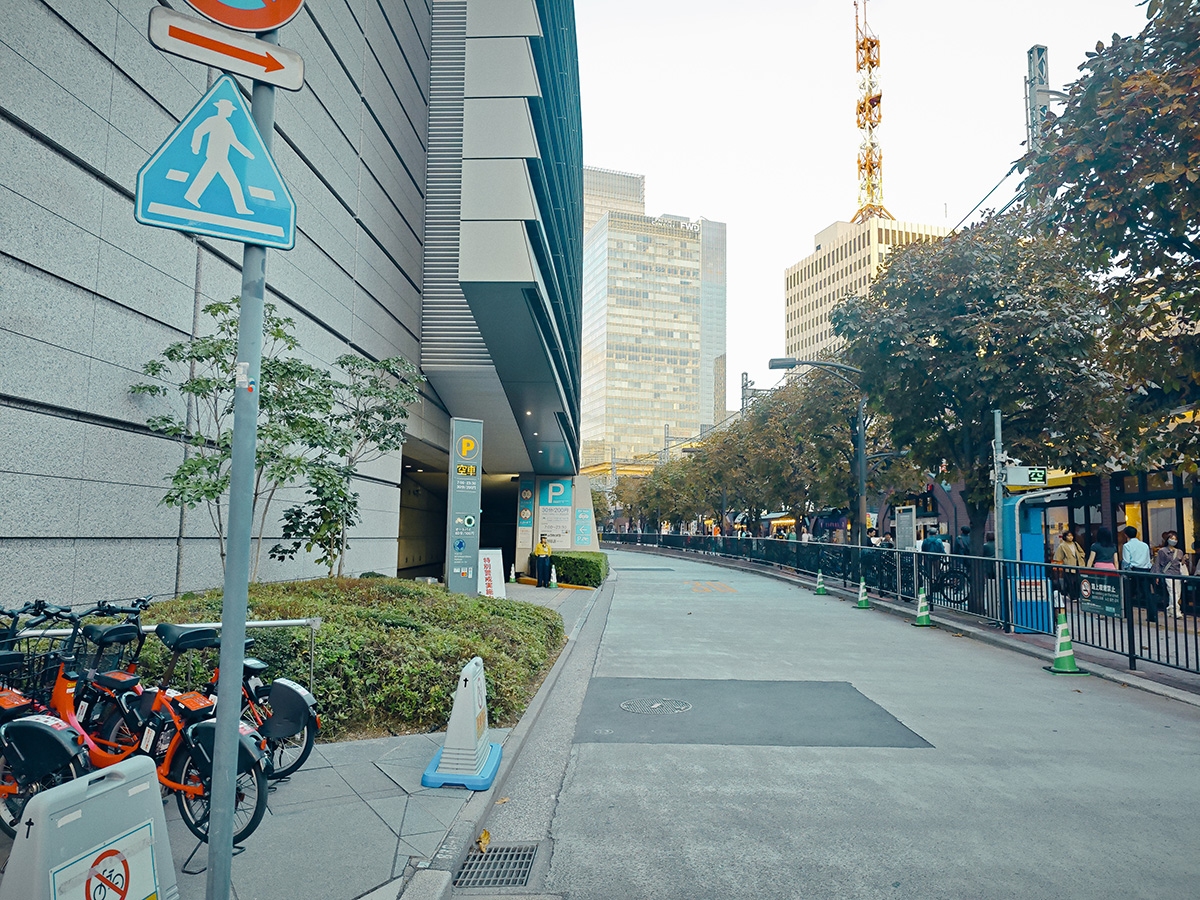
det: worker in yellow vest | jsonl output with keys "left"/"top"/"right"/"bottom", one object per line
{"left": 534, "top": 534, "right": 552, "bottom": 588}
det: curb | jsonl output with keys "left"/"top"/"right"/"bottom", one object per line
{"left": 602, "top": 543, "right": 1200, "bottom": 710}
{"left": 395, "top": 577, "right": 614, "bottom": 900}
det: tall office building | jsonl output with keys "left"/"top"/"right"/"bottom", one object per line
{"left": 581, "top": 172, "right": 726, "bottom": 467}
{"left": 784, "top": 217, "right": 948, "bottom": 358}
{"left": 582, "top": 167, "right": 644, "bottom": 233}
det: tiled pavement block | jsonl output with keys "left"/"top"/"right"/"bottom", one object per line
{"left": 359, "top": 876, "right": 406, "bottom": 900}
{"left": 378, "top": 734, "right": 444, "bottom": 763}
{"left": 405, "top": 793, "right": 470, "bottom": 829}
{"left": 376, "top": 760, "right": 432, "bottom": 794}
{"left": 395, "top": 831, "right": 447, "bottom": 859}
{"left": 226, "top": 799, "right": 399, "bottom": 900}
{"left": 365, "top": 794, "right": 411, "bottom": 833}
{"left": 396, "top": 800, "right": 449, "bottom": 837}
{"left": 317, "top": 735, "right": 407, "bottom": 765}
{"left": 262, "top": 768, "right": 360, "bottom": 809}
{"left": 339, "top": 762, "right": 411, "bottom": 796}
{"left": 297, "top": 745, "right": 336, "bottom": 769}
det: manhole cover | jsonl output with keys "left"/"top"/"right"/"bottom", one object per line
{"left": 619, "top": 698, "right": 692, "bottom": 715}
{"left": 453, "top": 843, "right": 537, "bottom": 888}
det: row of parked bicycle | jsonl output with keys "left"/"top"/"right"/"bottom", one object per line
{"left": 0, "top": 598, "right": 319, "bottom": 845}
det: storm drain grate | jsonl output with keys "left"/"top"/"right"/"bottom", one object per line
{"left": 453, "top": 843, "right": 538, "bottom": 888}
{"left": 620, "top": 697, "right": 692, "bottom": 715}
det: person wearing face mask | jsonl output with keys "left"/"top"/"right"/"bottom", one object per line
{"left": 1155, "top": 530, "right": 1185, "bottom": 619}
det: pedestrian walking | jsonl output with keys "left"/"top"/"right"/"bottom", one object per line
{"left": 534, "top": 533, "right": 552, "bottom": 588}
{"left": 1086, "top": 527, "right": 1119, "bottom": 570}
{"left": 1154, "top": 530, "right": 1185, "bottom": 619}
{"left": 1121, "top": 526, "right": 1156, "bottom": 621}
{"left": 1052, "top": 529, "right": 1085, "bottom": 606}
{"left": 952, "top": 525, "right": 971, "bottom": 556}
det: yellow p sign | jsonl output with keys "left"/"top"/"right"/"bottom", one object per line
{"left": 457, "top": 435, "right": 478, "bottom": 461}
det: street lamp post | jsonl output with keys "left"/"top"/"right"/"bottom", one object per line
{"left": 768, "top": 358, "right": 868, "bottom": 548}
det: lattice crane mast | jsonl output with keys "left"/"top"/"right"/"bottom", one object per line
{"left": 852, "top": 0, "right": 893, "bottom": 223}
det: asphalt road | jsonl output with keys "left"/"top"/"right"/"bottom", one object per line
{"left": 466, "top": 548, "right": 1200, "bottom": 900}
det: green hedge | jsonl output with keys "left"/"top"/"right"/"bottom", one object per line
{"left": 139, "top": 578, "right": 565, "bottom": 741}
{"left": 527, "top": 551, "right": 608, "bottom": 587}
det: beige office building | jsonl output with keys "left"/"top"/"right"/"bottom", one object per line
{"left": 784, "top": 217, "right": 949, "bottom": 358}
{"left": 582, "top": 166, "right": 645, "bottom": 233}
{"left": 581, "top": 200, "right": 726, "bottom": 468}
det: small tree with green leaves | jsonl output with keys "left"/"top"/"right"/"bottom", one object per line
{"left": 132, "top": 298, "right": 342, "bottom": 580}
{"left": 320, "top": 354, "right": 423, "bottom": 576}
{"left": 269, "top": 463, "right": 360, "bottom": 578}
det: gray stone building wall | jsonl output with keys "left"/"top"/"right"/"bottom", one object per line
{"left": 0, "top": 0, "right": 443, "bottom": 604}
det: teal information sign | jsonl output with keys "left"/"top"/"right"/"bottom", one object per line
{"left": 1080, "top": 573, "right": 1122, "bottom": 617}
{"left": 445, "top": 419, "right": 483, "bottom": 594}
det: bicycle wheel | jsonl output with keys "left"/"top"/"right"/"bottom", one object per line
{"left": 0, "top": 754, "right": 85, "bottom": 838}
{"left": 174, "top": 747, "right": 268, "bottom": 845}
{"left": 938, "top": 569, "right": 970, "bottom": 606}
{"left": 265, "top": 715, "right": 315, "bottom": 780}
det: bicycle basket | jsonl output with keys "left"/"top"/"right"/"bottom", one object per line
{"left": 1, "top": 634, "right": 72, "bottom": 703}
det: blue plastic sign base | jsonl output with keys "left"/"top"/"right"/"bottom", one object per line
{"left": 135, "top": 74, "right": 295, "bottom": 249}
{"left": 421, "top": 743, "right": 502, "bottom": 790}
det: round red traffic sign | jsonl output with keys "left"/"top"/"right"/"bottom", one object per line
{"left": 184, "top": 0, "right": 305, "bottom": 33}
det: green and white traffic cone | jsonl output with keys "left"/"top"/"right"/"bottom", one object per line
{"left": 912, "top": 587, "right": 933, "bottom": 627}
{"left": 854, "top": 578, "right": 871, "bottom": 609}
{"left": 549, "top": 565, "right": 558, "bottom": 589}
{"left": 508, "top": 564, "right": 516, "bottom": 584}
{"left": 1044, "top": 608, "right": 1087, "bottom": 676}
{"left": 814, "top": 570, "right": 828, "bottom": 595}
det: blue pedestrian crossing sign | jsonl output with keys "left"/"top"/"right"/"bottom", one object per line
{"left": 135, "top": 75, "right": 295, "bottom": 249}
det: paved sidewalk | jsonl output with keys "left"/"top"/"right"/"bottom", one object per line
{"left": 0, "top": 581, "right": 586, "bottom": 900}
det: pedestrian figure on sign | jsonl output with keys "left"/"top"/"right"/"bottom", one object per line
{"left": 185, "top": 98, "right": 255, "bottom": 215}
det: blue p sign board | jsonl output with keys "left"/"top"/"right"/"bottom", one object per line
{"left": 135, "top": 75, "right": 295, "bottom": 249}
{"left": 539, "top": 479, "right": 572, "bottom": 506}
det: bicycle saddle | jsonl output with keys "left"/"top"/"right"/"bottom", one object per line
{"left": 155, "top": 623, "right": 220, "bottom": 653}
{"left": 82, "top": 622, "right": 141, "bottom": 647}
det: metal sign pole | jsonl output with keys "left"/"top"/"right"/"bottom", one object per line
{"left": 207, "top": 33, "right": 278, "bottom": 900}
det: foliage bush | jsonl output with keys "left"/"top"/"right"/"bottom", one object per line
{"left": 526, "top": 551, "right": 608, "bottom": 587}
{"left": 138, "top": 578, "right": 564, "bottom": 741}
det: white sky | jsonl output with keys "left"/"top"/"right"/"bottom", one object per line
{"left": 574, "top": 0, "right": 1150, "bottom": 412}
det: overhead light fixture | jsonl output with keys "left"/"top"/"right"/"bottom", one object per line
{"left": 533, "top": 432, "right": 538, "bottom": 436}
{"left": 525, "top": 410, "right": 532, "bottom": 416}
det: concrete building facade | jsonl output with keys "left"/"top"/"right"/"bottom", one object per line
{"left": 0, "top": 0, "right": 582, "bottom": 602}
{"left": 784, "top": 217, "right": 949, "bottom": 359}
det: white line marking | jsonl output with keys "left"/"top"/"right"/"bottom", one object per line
{"left": 166, "top": 169, "right": 190, "bottom": 182}
{"left": 146, "top": 202, "right": 285, "bottom": 238}
{"left": 248, "top": 186, "right": 275, "bottom": 201}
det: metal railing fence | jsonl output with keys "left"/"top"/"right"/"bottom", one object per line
{"left": 601, "top": 532, "right": 1200, "bottom": 675}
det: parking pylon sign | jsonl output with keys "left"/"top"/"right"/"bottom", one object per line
{"left": 135, "top": 75, "right": 295, "bottom": 249}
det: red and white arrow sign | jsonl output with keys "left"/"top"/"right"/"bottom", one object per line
{"left": 148, "top": 7, "right": 304, "bottom": 91}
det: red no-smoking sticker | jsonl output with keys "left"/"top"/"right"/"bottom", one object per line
{"left": 184, "top": 0, "right": 306, "bottom": 33}
{"left": 85, "top": 849, "right": 129, "bottom": 900}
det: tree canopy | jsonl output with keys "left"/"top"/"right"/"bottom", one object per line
{"left": 1021, "top": 0, "right": 1200, "bottom": 468}
{"left": 832, "top": 210, "right": 1124, "bottom": 545}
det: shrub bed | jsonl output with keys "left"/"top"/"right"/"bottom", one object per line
{"left": 526, "top": 551, "right": 608, "bottom": 587}
{"left": 139, "top": 578, "right": 565, "bottom": 741}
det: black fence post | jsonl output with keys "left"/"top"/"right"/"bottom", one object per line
{"left": 1123, "top": 574, "right": 1136, "bottom": 671}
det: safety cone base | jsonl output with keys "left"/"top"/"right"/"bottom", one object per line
{"left": 1043, "top": 664, "right": 1088, "bottom": 676}
{"left": 911, "top": 620, "right": 935, "bottom": 627}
